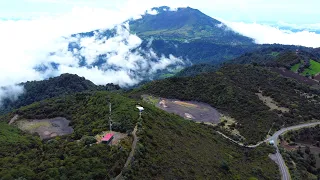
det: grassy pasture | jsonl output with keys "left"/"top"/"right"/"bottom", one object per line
{"left": 302, "top": 60, "right": 320, "bottom": 76}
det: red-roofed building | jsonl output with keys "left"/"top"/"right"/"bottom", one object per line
{"left": 102, "top": 133, "right": 114, "bottom": 144}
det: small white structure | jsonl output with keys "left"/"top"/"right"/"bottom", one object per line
{"left": 136, "top": 106, "right": 144, "bottom": 118}
{"left": 136, "top": 106, "right": 144, "bottom": 112}
{"left": 269, "top": 140, "right": 275, "bottom": 145}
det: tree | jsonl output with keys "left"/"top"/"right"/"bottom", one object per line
{"left": 81, "top": 136, "right": 97, "bottom": 145}
{"left": 307, "top": 154, "right": 316, "bottom": 167}
{"left": 297, "top": 146, "right": 304, "bottom": 157}
{"left": 305, "top": 146, "right": 311, "bottom": 154}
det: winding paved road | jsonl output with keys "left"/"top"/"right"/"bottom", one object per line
{"left": 217, "top": 121, "right": 320, "bottom": 180}
{"left": 266, "top": 121, "right": 320, "bottom": 180}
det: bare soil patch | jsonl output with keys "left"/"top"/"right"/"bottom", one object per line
{"left": 17, "top": 117, "right": 73, "bottom": 140}
{"left": 150, "top": 96, "right": 221, "bottom": 124}
{"left": 219, "top": 115, "right": 244, "bottom": 139}
{"left": 271, "top": 67, "right": 318, "bottom": 86}
{"left": 256, "top": 92, "right": 289, "bottom": 113}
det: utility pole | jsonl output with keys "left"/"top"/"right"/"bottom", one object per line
{"left": 109, "top": 102, "right": 112, "bottom": 132}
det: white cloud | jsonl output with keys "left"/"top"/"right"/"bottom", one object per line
{"left": 0, "top": 85, "right": 24, "bottom": 106}
{"left": 276, "top": 21, "right": 320, "bottom": 31}
{"left": 146, "top": 9, "right": 158, "bottom": 15}
{"left": 220, "top": 20, "right": 320, "bottom": 48}
{"left": 0, "top": 6, "right": 185, "bottom": 104}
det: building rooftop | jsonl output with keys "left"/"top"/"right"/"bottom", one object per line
{"left": 102, "top": 133, "right": 114, "bottom": 141}
{"left": 136, "top": 106, "right": 144, "bottom": 111}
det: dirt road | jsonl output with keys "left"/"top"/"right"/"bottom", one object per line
{"left": 114, "top": 124, "right": 138, "bottom": 180}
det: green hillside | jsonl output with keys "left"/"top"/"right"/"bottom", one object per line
{"left": 137, "top": 64, "right": 320, "bottom": 143}
{"left": 124, "top": 104, "right": 279, "bottom": 179}
{"left": 282, "top": 125, "right": 320, "bottom": 179}
{"left": 0, "top": 121, "right": 128, "bottom": 180}
{"left": 1, "top": 63, "right": 318, "bottom": 179}
{"left": 5, "top": 92, "right": 138, "bottom": 137}
{"left": 302, "top": 60, "right": 320, "bottom": 76}
{"left": 130, "top": 6, "right": 253, "bottom": 45}
{"left": 172, "top": 47, "right": 319, "bottom": 77}
{"left": 290, "top": 62, "right": 301, "bottom": 72}
{"left": 0, "top": 91, "right": 281, "bottom": 179}
{"left": 0, "top": 74, "right": 121, "bottom": 115}
{"left": 0, "top": 92, "right": 137, "bottom": 179}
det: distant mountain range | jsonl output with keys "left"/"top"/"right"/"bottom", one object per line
{"left": 43, "top": 6, "right": 319, "bottom": 84}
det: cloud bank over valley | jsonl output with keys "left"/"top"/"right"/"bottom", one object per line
{"left": 0, "top": 3, "right": 319, "bottom": 104}
{"left": 221, "top": 20, "right": 320, "bottom": 48}
{"left": 0, "top": 7, "right": 184, "bottom": 103}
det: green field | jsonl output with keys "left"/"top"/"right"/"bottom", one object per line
{"left": 159, "top": 68, "right": 183, "bottom": 79}
{"left": 290, "top": 63, "right": 301, "bottom": 72}
{"left": 302, "top": 60, "right": 320, "bottom": 76}
{"left": 160, "top": 73, "right": 175, "bottom": 79}
{"left": 270, "top": 52, "right": 280, "bottom": 57}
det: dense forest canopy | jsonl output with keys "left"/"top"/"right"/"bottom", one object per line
{"left": 0, "top": 91, "right": 280, "bottom": 180}
{"left": 281, "top": 126, "right": 320, "bottom": 179}
{"left": 0, "top": 74, "right": 120, "bottom": 115}
{"left": 137, "top": 64, "right": 320, "bottom": 143}
{"left": 123, "top": 103, "right": 279, "bottom": 179}
{"left": 0, "top": 92, "right": 139, "bottom": 180}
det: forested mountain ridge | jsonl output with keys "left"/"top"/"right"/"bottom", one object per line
{"left": 229, "top": 48, "right": 320, "bottom": 67}
{"left": 175, "top": 46, "right": 320, "bottom": 79}
{"left": 0, "top": 92, "right": 136, "bottom": 179}
{"left": 0, "top": 91, "right": 280, "bottom": 180}
{"left": 137, "top": 64, "right": 320, "bottom": 143}
{"left": 0, "top": 73, "right": 120, "bottom": 115}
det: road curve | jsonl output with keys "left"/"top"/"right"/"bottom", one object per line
{"left": 217, "top": 121, "right": 320, "bottom": 180}
{"left": 266, "top": 121, "right": 320, "bottom": 180}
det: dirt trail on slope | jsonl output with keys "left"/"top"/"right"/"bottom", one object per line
{"left": 9, "top": 115, "right": 19, "bottom": 125}
{"left": 114, "top": 124, "right": 138, "bottom": 180}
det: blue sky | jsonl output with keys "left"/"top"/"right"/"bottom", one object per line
{"left": 1, "top": 0, "right": 319, "bottom": 24}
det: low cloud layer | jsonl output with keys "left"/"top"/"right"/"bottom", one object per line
{"left": 220, "top": 20, "right": 320, "bottom": 48}
{"left": 0, "top": 6, "right": 183, "bottom": 104}
{"left": 0, "top": 85, "right": 24, "bottom": 106}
